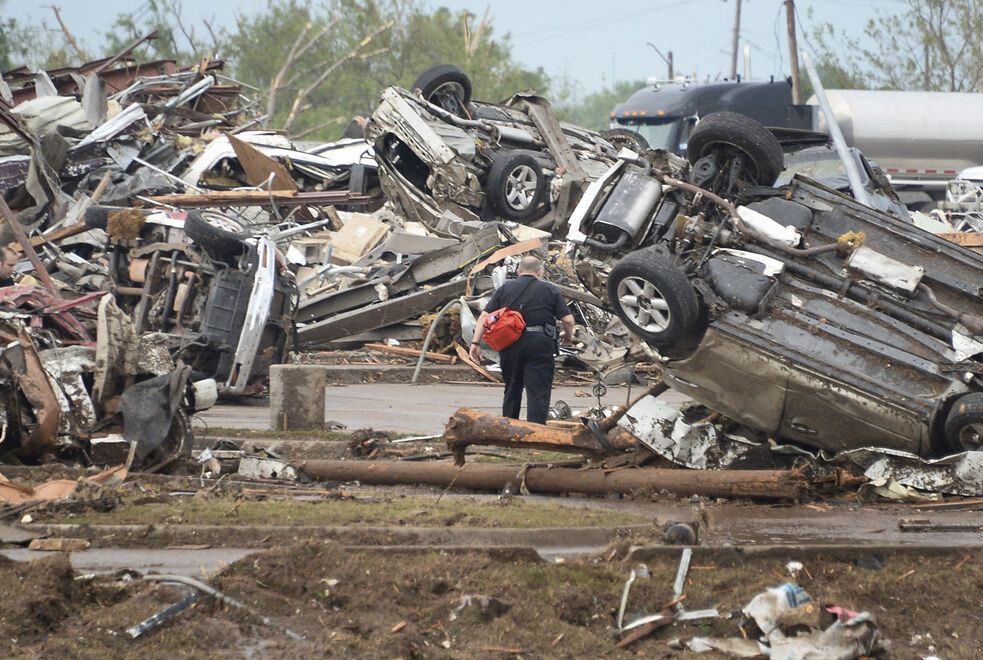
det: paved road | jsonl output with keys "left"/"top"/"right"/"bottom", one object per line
{"left": 197, "top": 383, "right": 678, "bottom": 434}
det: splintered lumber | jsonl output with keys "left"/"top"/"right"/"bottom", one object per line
{"left": 365, "top": 343, "right": 454, "bottom": 363}
{"left": 444, "top": 407, "right": 637, "bottom": 463}
{"left": 299, "top": 460, "right": 809, "bottom": 500}
{"left": 147, "top": 190, "right": 373, "bottom": 208}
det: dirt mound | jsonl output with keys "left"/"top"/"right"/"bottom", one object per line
{"left": 0, "top": 554, "right": 77, "bottom": 642}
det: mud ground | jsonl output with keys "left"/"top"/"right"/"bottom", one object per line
{"left": 0, "top": 542, "right": 979, "bottom": 658}
{"left": 3, "top": 396, "right": 982, "bottom": 657}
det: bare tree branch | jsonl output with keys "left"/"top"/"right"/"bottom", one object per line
{"left": 45, "top": 5, "right": 86, "bottom": 59}
{"left": 282, "top": 20, "right": 394, "bottom": 132}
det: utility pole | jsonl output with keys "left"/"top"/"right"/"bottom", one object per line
{"left": 785, "top": 0, "right": 801, "bottom": 103}
{"left": 645, "top": 42, "right": 674, "bottom": 81}
{"left": 730, "top": 0, "right": 742, "bottom": 80}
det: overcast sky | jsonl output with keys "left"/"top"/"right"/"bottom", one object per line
{"left": 7, "top": 0, "right": 907, "bottom": 94}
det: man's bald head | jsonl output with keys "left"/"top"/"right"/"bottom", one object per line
{"left": 517, "top": 255, "right": 544, "bottom": 277}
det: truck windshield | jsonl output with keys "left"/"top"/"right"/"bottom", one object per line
{"left": 615, "top": 119, "right": 681, "bottom": 152}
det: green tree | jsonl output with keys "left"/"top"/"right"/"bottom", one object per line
{"left": 0, "top": 0, "right": 41, "bottom": 70}
{"left": 225, "top": 0, "right": 550, "bottom": 139}
{"left": 103, "top": 0, "right": 221, "bottom": 63}
{"left": 812, "top": 0, "right": 983, "bottom": 91}
{"left": 554, "top": 79, "right": 646, "bottom": 132}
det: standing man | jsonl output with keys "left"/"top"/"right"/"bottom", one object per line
{"left": 469, "top": 255, "right": 575, "bottom": 424}
{"left": 0, "top": 246, "right": 17, "bottom": 287}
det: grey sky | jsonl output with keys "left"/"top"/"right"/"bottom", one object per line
{"left": 7, "top": 0, "right": 906, "bottom": 95}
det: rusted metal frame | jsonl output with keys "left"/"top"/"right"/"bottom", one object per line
{"left": 87, "top": 31, "right": 160, "bottom": 76}
{"left": 14, "top": 328, "right": 61, "bottom": 454}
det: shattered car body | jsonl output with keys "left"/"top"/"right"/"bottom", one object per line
{"left": 568, "top": 112, "right": 983, "bottom": 457}
{"left": 87, "top": 205, "right": 297, "bottom": 396}
{"left": 0, "top": 294, "right": 216, "bottom": 465}
{"left": 365, "top": 66, "right": 619, "bottom": 234}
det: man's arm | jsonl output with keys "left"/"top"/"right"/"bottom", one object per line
{"left": 469, "top": 310, "right": 491, "bottom": 362}
{"left": 560, "top": 314, "right": 575, "bottom": 345}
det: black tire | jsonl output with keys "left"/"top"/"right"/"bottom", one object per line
{"left": 607, "top": 248, "right": 699, "bottom": 347}
{"left": 84, "top": 205, "right": 149, "bottom": 230}
{"left": 486, "top": 153, "right": 547, "bottom": 221}
{"left": 601, "top": 128, "right": 650, "bottom": 153}
{"left": 185, "top": 210, "right": 250, "bottom": 258}
{"left": 412, "top": 64, "right": 472, "bottom": 116}
{"left": 687, "top": 111, "right": 784, "bottom": 186}
{"left": 944, "top": 393, "right": 983, "bottom": 452}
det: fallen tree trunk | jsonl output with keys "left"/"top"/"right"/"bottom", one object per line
{"left": 444, "top": 408, "right": 638, "bottom": 462}
{"left": 299, "top": 460, "right": 808, "bottom": 501}
{"left": 443, "top": 384, "right": 667, "bottom": 463}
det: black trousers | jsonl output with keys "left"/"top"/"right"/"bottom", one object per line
{"left": 499, "top": 333, "right": 555, "bottom": 424}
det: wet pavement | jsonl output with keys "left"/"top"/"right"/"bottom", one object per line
{"left": 0, "top": 547, "right": 254, "bottom": 577}
{"left": 198, "top": 383, "right": 676, "bottom": 434}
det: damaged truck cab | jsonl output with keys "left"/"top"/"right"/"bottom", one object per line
{"left": 568, "top": 112, "right": 983, "bottom": 457}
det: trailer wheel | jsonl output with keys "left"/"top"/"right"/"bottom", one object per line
{"left": 601, "top": 128, "right": 650, "bottom": 153}
{"left": 687, "top": 111, "right": 784, "bottom": 188}
{"left": 607, "top": 247, "right": 699, "bottom": 347}
{"left": 944, "top": 393, "right": 983, "bottom": 452}
{"left": 185, "top": 210, "right": 249, "bottom": 258}
{"left": 412, "top": 64, "right": 472, "bottom": 117}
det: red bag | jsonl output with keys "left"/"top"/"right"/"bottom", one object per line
{"left": 482, "top": 307, "right": 526, "bottom": 351}
{"left": 480, "top": 277, "right": 536, "bottom": 351}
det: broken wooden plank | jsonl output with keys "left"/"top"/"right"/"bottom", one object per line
{"left": 147, "top": 190, "right": 374, "bottom": 208}
{"left": 364, "top": 343, "right": 454, "bottom": 363}
{"left": 299, "top": 460, "right": 811, "bottom": 500}
{"left": 939, "top": 232, "right": 983, "bottom": 248}
{"left": 454, "top": 344, "right": 501, "bottom": 384}
{"left": 10, "top": 222, "right": 89, "bottom": 253}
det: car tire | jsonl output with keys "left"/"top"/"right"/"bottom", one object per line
{"left": 601, "top": 128, "right": 650, "bottom": 153}
{"left": 607, "top": 248, "right": 699, "bottom": 347}
{"left": 185, "top": 210, "right": 250, "bottom": 258}
{"left": 486, "top": 153, "right": 547, "bottom": 221}
{"left": 687, "top": 111, "right": 784, "bottom": 186}
{"left": 412, "top": 64, "right": 472, "bottom": 116}
{"left": 944, "top": 393, "right": 983, "bottom": 452}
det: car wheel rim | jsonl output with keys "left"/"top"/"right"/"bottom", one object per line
{"left": 202, "top": 212, "right": 243, "bottom": 234}
{"left": 505, "top": 164, "right": 538, "bottom": 210}
{"left": 617, "top": 276, "right": 671, "bottom": 333}
{"left": 959, "top": 423, "right": 983, "bottom": 450}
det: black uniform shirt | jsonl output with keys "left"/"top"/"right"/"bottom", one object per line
{"left": 484, "top": 274, "right": 571, "bottom": 327}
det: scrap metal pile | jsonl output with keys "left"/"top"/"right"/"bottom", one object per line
{"left": 0, "top": 53, "right": 642, "bottom": 468}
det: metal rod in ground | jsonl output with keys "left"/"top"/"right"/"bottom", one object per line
{"left": 299, "top": 460, "right": 808, "bottom": 501}
{"left": 143, "top": 574, "right": 304, "bottom": 641}
{"left": 127, "top": 590, "right": 198, "bottom": 638}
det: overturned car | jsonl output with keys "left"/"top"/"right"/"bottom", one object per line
{"left": 84, "top": 205, "right": 297, "bottom": 396}
{"left": 568, "top": 112, "right": 983, "bottom": 456}
{"left": 366, "top": 65, "right": 621, "bottom": 234}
